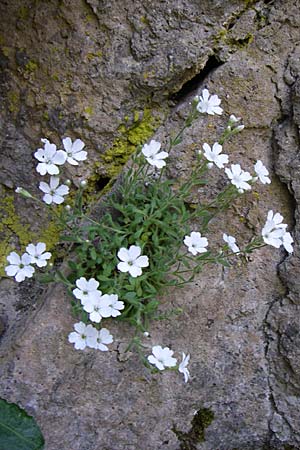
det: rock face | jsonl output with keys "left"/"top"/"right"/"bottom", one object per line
{"left": 0, "top": 1, "right": 300, "bottom": 449}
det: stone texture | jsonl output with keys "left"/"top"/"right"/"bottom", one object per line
{"left": 0, "top": 1, "right": 300, "bottom": 449}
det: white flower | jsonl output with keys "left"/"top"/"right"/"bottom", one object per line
{"left": 178, "top": 353, "right": 190, "bottom": 383}
{"left": 25, "top": 242, "right": 51, "bottom": 267}
{"left": 265, "top": 210, "right": 287, "bottom": 230}
{"left": 184, "top": 232, "right": 208, "bottom": 256}
{"left": 196, "top": 89, "right": 223, "bottom": 115}
{"left": 39, "top": 176, "right": 69, "bottom": 205}
{"left": 262, "top": 226, "right": 285, "bottom": 248}
{"left": 34, "top": 140, "right": 67, "bottom": 176}
{"left": 282, "top": 231, "right": 293, "bottom": 253}
{"left": 68, "top": 322, "right": 98, "bottom": 350}
{"left": 261, "top": 211, "right": 287, "bottom": 248}
{"left": 142, "top": 140, "right": 168, "bottom": 169}
{"left": 254, "top": 160, "right": 271, "bottom": 184}
{"left": 147, "top": 345, "right": 177, "bottom": 370}
{"left": 90, "top": 328, "right": 114, "bottom": 351}
{"left": 98, "top": 294, "right": 125, "bottom": 318}
{"left": 223, "top": 233, "right": 240, "bottom": 253}
{"left": 202, "top": 142, "right": 229, "bottom": 169}
{"left": 62, "top": 137, "right": 87, "bottom": 165}
{"left": 73, "top": 277, "right": 102, "bottom": 306}
{"left": 117, "top": 245, "right": 149, "bottom": 277}
{"left": 225, "top": 164, "right": 252, "bottom": 192}
{"left": 82, "top": 296, "right": 104, "bottom": 323}
{"left": 229, "top": 114, "right": 240, "bottom": 123}
{"left": 5, "top": 251, "right": 35, "bottom": 282}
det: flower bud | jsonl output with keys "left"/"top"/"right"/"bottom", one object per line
{"left": 207, "top": 162, "right": 214, "bottom": 169}
{"left": 229, "top": 114, "right": 240, "bottom": 123}
{"left": 143, "top": 332, "right": 150, "bottom": 337}
{"left": 15, "top": 187, "right": 34, "bottom": 199}
{"left": 80, "top": 180, "right": 87, "bottom": 188}
{"left": 64, "top": 179, "right": 72, "bottom": 186}
{"left": 65, "top": 204, "right": 71, "bottom": 211}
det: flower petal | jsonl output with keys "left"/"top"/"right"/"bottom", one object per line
{"left": 39, "top": 181, "right": 50, "bottom": 194}
{"left": 7, "top": 251, "right": 21, "bottom": 265}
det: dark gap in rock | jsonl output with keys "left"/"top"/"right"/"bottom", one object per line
{"left": 95, "top": 176, "right": 111, "bottom": 191}
{"left": 170, "top": 55, "right": 223, "bottom": 102}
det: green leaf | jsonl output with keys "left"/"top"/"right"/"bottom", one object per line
{"left": 68, "top": 261, "right": 78, "bottom": 271}
{"left": 0, "top": 399, "right": 44, "bottom": 450}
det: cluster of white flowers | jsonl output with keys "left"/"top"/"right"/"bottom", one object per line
{"left": 31, "top": 137, "right": 87, "bottom": 205}
{"left": 147, "top": 345, "right": 190, "bottom": 383}
{"left": 5, "top": 242, "right": 51, "bottom": 282}
{"left": 73, "top": 277, "right": 124, "bottom": 323}
{"left": 8, "top": 88, "right": 294, "bottom": 384}
{"left": 262, "top": 210, "right": 293, "bottom": 253}
{"left": 68, "top": 277, "right": 121, "bottom": 351}
{"left": 68, "top": 322, "right": 113, "bottom": 351}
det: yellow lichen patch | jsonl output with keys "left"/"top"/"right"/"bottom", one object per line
{"left": 24, "top": 60, "right": 38, "bottom": 73}
{"left": 0, "top": 194, "right": 35, "bottom": 274}
{"left": 8, "top": 91, "right": 20, "bottom": 114}
{"left": 0, "top": 193, "right": 63, "bottom": 275}
{"left": 102, "top": 108, "right": 161, "bottom": 178}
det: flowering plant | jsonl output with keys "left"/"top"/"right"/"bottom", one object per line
{"left": 6, "top": 91, "right": 293, "bottom": 383}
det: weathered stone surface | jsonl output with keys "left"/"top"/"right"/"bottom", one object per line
{"left": 0, "top": 0, "right": 300, "bottom": 449}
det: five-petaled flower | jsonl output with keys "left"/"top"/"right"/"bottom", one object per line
{"left": 83, "top": 296, "right": 104, "bottom": 323}
{"left": 184, "top": 232, "right": 208, "bottom": 255}
{"left": 261, "top": 210, "right": 293, "bottom": 253}
{"left": 98, "top": 294, "right": 125, "bottom": 318}
{"left": 117, "top": 245, "right": 149, "bottom": 277}
{"left": 202, "top": 142, "right": 229, "bottom": 169}
{"left": 196, "top": 89, "right": 223, "bottom": 115}
{"left": 62, "top": 137, "right": 87, "bottom": 165}
{"left": 34, "top": 140, "right": 67, "bottom": 176}
{"left": 73, "top": 277, "right": 102, "bottom": 306}
{"left": 39, "top": 176, "right": 69, "bottom": 204}
{"left": 26, "top": 242, "right": 52, "bottom": 267}
{"left": 90, "top": 328, "right": 114, "bottom": 351}
{"left": 254, "top": 160, "right": 271, "bottom": 185}
{"left": 142, "top": 140, "right": 168, "bottom": 169}
{"left": 225, "top": 164, "right": 252, "bottom": 193}
{"left": 147, "top": 345, "right": 177, "bottom": 370}
{"left": 223, "top": 233, "right": 240, "bottom": 254}
{"left": 178, "top": 353, "right": 190, "bottom": 383}
{"left": 68, "top": 322, "right": 98, "bottom": 350}
{"left": 5, "top": 251, "right": 35, "bottom": 282}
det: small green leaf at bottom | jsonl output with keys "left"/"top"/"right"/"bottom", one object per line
{"left": 0, "top": 399, "right": 44, "bottom": 450}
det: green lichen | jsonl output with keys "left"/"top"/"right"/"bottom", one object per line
{"left": 83, "top": 106, "right": 94, "bottom": 118}
{"left": 8, "top": 91, "right": 20, "bottom": 113}
{"left": 102, "top": 108, "right": 161, "bottom": 178}
{"left": 86, "top": 50, "right": 102, "bottom": 60}
{"left": 0, "top": 193, "right": 62, "bottom": 275}
{"left": 214, "top": 27, "right": 254, "bottom": 50}
{"left": 24, "top": 60, "right": 38, "bottom": 73}
{"left": 0, "top": 194, "right": 35, "bottom": 274}
{"left": 173, "top": 408, "right": 214, "bottom": 449}
{"left": 17, "top": 6, "right": 29, "bottom": 20}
